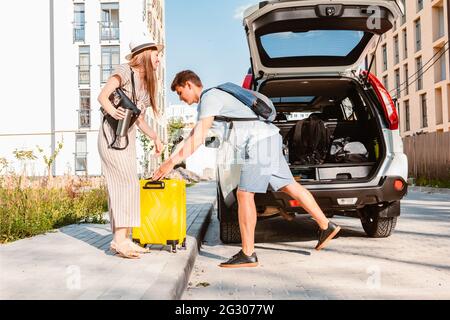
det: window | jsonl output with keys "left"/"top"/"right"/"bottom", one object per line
{"left": 74, "top": 3, "right": 85, "bottom": 42}
{"left": 382, "top": 44, "right": 388, "bottom": 71}
{"left": 435, "top": 88, "right": 443, "bottom": 125}
{"left": 341, "top": 98, "right": 358, "bottom": 121}
{"left": 404, "top": 100, "right": 410, "bottom": 132}
{"left": 383, "top": 75, "right": 389, "bottom": 91}
{"left": 78, "top": 46, "right": 90, "bottom": 85}
{"left": 260, "top": 30, "right": 366, "bottom": 59}
{"left": 415, "top": 19, "right": 421, "bottom": 52}
{"left": 403, "top": 29, "right": 408, "bottom": 60}
{"left": 404, "top": 63, "right": 409, "bottom": 96}
{"left": 417, "top": 0, "right": 423, "bottom": 12}
{"left": 270, "top": 96, "right": 316, "bottom": 104}
{"left": 100, "top": 3, "right": 120, "bottom": 41}
{"left": 421, "top": 94, "right": 428, "bottom": 128}
{"left": 416, "top": 57, "right": 423, "bottom": 91}
{"left": 101, "top": 46, "right": 120, "bottom": 83}
{"left": 401, "top": 0, "right": 407, "bottom": 25}
{"left": 435, "top": 46, "right": 447, "bottom": 83}
{"left": 79, "top": 89, "right": 90, "bottom": 129}
{"left": 75, "top": 133, "right": 87, "bottom": 173}
{"left": 395, "top": 69, "right": 401, "bottom": 98}
{"left": 394, "top": 35, "right": 399, "bottom": 65}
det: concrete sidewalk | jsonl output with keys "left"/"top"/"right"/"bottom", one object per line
{"left": 0, "top": 182, "right": 217, "bottom": 300}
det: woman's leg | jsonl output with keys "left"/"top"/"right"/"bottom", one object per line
{"left": 113, "top": 227, "right": 128, "bottom": 243}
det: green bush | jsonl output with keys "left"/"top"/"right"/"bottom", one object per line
{"left": 415, "top": 176, "right": 450, "bottom": 189}
{"left": 0, "top": 187, "right": 108, "bottom": 244}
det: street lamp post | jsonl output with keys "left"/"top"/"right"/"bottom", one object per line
{"left": 49, "top": 0, "right": 56, "bottom": 176}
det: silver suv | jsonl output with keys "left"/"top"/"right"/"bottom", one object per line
{"left": 214, "top": 0, "right": 408, "bottom": 244}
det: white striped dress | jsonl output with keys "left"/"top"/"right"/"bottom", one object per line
{"left": 97, "top": 64, "right": 150, "bottom": 230}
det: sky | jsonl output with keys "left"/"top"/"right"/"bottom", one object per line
{"left": 165, "top": 0, "right": 259, "bottom": 106}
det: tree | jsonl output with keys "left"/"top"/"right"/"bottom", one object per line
{"left": 138, "top": 131, "right": 155, "bottom": 178}
{"left": 36, "top": 140, "right": 64, "bottom": 179}
{"left": 168, "top": 117, "right": 186, "bottom": 155}
{"left": 13, "top": 149, "right": 37, "bottom": 177}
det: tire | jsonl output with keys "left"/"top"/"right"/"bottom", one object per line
{"left": 217, "top": 184, "right": 227, "bottom": 222}
{"left": 360, "top": 202, "right": 399, "bottom": 238}
{"left": 220, "top": 221, "right": 241, "bottom": 244}
{"left": 217, "top": 184, "right": 241, "bottom": 243}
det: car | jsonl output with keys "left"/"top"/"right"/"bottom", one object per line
{"left": 213, "top": 0, "right": 408, "bottom": 244}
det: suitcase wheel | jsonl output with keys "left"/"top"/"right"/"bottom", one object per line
{"left": 171, "top": 244, "right": 177, "bottom": 253}
{"left": 181, "top": 238, "right": 187, "bottom": 250}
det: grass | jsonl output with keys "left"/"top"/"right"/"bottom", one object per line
{"left": 0, "top": 175, "right": 108, "bottom": 244}
{"left": 414, "top": 177, "right": 450, "bottom": 189}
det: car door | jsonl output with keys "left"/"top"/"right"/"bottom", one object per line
{"left": 243, "top": 0, "right": 405, "bottom": 77}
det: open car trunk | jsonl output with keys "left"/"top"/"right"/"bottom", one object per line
{"left": 260, "top": 76, "right": 385, "bottom": 184}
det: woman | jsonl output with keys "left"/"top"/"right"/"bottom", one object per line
{"left": 98, "top": 35, "right": 164, "bottom": 259}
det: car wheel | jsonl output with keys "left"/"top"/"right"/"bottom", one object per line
{"left": 220, "top": 221, "right": 241, "bottom": 244}
{"left": 217, "top": 184, "right": 241, "bottom": 244}
{"left": 360, "top": 201, "right": 399, "bottom": 238}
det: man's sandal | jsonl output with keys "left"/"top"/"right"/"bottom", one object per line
{"left": 110, "top": 240, "right": 141, "bottom": 259}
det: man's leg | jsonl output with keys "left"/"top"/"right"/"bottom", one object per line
{"left": 280, "top": 182, "right": 341, "bottom": 250}
{"left": 280, "top": 183, "right": 329, "bottom": 230}
{"left": 219, "top": 188, "right": 260, "bottom": 268}
{"left": 236, "top": 189, "right": 257, "bottom": 256}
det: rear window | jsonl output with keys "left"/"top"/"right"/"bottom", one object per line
{"left": 270, "top": 96, "right": 316, "bottom": 104}
{"left": 261, "top": 30, "right": 365, "bottom": 59}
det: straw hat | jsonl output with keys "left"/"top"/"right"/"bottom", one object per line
{"left": 125, "top": 32, "right": 164, "bottom": 60}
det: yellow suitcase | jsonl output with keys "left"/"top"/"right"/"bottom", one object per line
{"left": 132, "top": 179, "right": 187, "bottom": 253}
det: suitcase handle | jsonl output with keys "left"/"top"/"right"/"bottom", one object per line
{"left": 143, "top": 181, "right": 166, "bottom": 190}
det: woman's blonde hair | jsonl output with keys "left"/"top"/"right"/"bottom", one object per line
{"left": 129, "top": 49, "right": 159, "bottom": 116}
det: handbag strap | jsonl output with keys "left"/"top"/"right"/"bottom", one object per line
{"left": 101, "top": 66, "right": 137, "bottom": 151}
{"left": 130, "top": 67, "right": 137, "bottom": 104}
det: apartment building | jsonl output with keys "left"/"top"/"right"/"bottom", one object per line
{"left": 0, "top": 0, "right": 167, "bottom": 176}
{"left": 365, "top": 0, "right": 450, "bottom": 137}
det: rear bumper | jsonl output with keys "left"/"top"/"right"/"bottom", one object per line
{"left": 254, "top": 176, "right": 408, "bottom": 212}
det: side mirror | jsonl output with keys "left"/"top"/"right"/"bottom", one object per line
{"left": 205, "top": 136, "right": 220, "bottom": 149}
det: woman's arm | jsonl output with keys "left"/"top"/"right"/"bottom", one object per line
{"left": 136, "top": 111, "right": 163, "bottom": 156}
{"left": 97, "top": 75, "right": 126, "bottom": 120}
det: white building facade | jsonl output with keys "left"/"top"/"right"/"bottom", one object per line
{"left": 0, "top": 0, "right": 167, "bottom": 177}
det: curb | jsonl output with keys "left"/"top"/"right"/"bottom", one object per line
{"left": 408, "top": 186, "right": 450, "bottom": 195}
{"left": 141, "top": 201, "right": 215, "bottom": 300}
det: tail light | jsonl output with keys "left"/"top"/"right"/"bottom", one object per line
{"left": 289, "top": 200, "right": 301, "bottom": 207}
{"left": 362, "top": 71, "right": 399, "bottom": 130}
{"left": 242, "top": 74, "right": 253, "bottom": 90}
{"left": 394, "top": 179, "right": 405, "bottom": 192}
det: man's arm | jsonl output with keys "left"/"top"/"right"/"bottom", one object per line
{"left": 152, "top": 116, "right": 214, "bottom": 180}
{"left": 170, "top": 116, "right": 214, "bottom": 164}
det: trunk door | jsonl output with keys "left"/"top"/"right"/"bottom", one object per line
{"left": 244, "top": 0, "right": 404, "bottom": 77}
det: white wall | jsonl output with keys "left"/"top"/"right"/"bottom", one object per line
{"left": 0, "top": 0, "right": 150, "bottom": 176}
{"left": 0, "top": 0, "right": 52, "bottom": 175}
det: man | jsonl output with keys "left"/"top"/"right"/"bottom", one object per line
{"left": 153, "top": 70, "right": 341, "bottom": 268}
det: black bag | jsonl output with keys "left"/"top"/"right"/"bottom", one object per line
{"left": 286, "top": 114, "right": 331, "bottom": 165}
{"left": 101, "top": 67, "right": 139, "bottom": 150}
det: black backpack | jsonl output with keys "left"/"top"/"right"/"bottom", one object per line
{"left": 286, "top": 115, "right": 331, "bottom": 165}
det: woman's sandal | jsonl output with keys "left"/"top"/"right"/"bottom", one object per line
{"left": 110, "top": 240, "right": 141, "bottom": 259}
{"left": 126, "top": 239, "right": 151, "bottom": 254}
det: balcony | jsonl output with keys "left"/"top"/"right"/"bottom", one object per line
{"left": 73, "top": 23, "right": 85, "bottom": 42}
{"left": 78, "top": 109, "right": 91, "bottom": 129}
{"left": 78, "top": 65, "right": 90, "bottom": 85}
{"left": 75, "top": 153, "right": 88, "bottom": 174}
{"left": 100, "top": 21, "right": 119, "bottom": 41}
{"left": 100, "top": 64, "right": 118, "bottom": 84}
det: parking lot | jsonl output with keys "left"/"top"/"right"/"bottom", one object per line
{"left": 184, "top": 189, "right": 450, "bottom": 300}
